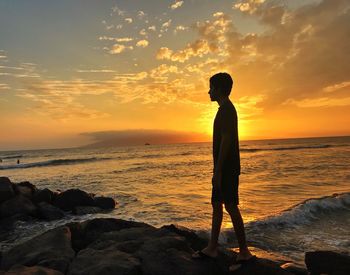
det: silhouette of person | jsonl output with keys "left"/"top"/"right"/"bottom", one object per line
{"left": 17, "top": 159, "right": 20, "bottom": 164}
{"left": 192, "top": 73, "right": 256, "bottom": 271}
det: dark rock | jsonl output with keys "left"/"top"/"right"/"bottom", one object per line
{"left": 0, "top": 195, "right": 37, "bottom": 218}
{"left": 93, "top": 196, "right": 116, "bottom": 209}
{"left": 161, "top": 224, "right": 207, "bottom": 251}
{"left": 53, "top": 189, "right": 94, "bottom": 211}
{"left": 0, "top": 177, "right": 15, "bottom": 203}
{"left": 32, "top": 188, "right": 54, "bottom": 204}
{"left": 2, "top": 265, "right": 64, "bottom": 274}
{"left": 38, "top": 202, "right": 65, "bottom": 220}
{"left": 73, "top": 206, "right": 102, "bottom": 215}
{"left": 1, "top": 226, "right": 75, "bottom": 273}
{"left": 13, "top": 181, "right": 37, "bottom": 198}
{"left": 305, "top": 251, "right": 350, "bottom": 275}
{"left": 67, "top": 248, "right": 141, "bottom": 275}
{"left": 280, "top": 262, "right": 308, "bottom": 275}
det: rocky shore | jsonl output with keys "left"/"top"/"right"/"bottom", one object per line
{"left": 1, "top": 177, "right": 349, "bottom": 274}
{"left": 0, "top": 177, "right": 116, "bottom": 223}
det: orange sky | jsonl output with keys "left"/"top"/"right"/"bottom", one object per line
{"left": 0, "top": 0, "right": 350, "bottom": 150}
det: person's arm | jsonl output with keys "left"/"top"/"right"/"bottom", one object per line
{"left": 212, "top": 109, "right": 235, "bottom": 189}
{"left": 212, "top": 134, "right": 231, "bottom": 189}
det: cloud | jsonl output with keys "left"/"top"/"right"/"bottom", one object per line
{"left": 109, "top": 44, "right": 134, "bottom": 54}
{"left": 136, "top": 39, "right": 149, "bottom": 48}
{"left": 233, "top": 0, "right": 266, "bottom": 14}
{"left": 111, "top": 5, "right": 125, "bottom": 16}
{"left": 283, "top": 97, "right": 350, "bottom": 108}
{"left": 98, "top": 36, "right": 133, "bottom": 42}
{"left": 0, "top": 83, "right": 10, "bottom": 90}
{"left": 148, "top": 26, "right": 156, "bottom": 31}
{"left": 125, "top": 18, "right": 133, "bottom": 23}
{"left": 76, "top": 69, "right": 116, "bottom": 73}
{"left": 156, "top": 39, "right": 211, "bottom": 62}
{"left": 161, "top": 19, "right": 172, "bottom": 32}
{"left": 170, "top": 1, "right": 184, "bottom": 10}
{"left": 174, "top": 25, "right": 189, "bottom": 34}
{"left": 323, "top": 81, "right": 350, "bottom": 93}
{"left": 137, "top": 10, "right": 146, "bottom": 19}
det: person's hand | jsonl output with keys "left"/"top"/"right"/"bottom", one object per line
{"left": 212, "top": 171, "right": 222, "bottom": 191}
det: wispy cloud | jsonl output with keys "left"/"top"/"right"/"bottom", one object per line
{"left": 170, "top": 1, "right": 184, "bottom": 10}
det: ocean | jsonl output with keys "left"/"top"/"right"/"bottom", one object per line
{"left": 1, "top": 136, "right": 349, "bottom": 265}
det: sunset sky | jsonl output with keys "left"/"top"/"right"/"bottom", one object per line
{"left": 1, "top": 0, "right": 349, "bottom": 150}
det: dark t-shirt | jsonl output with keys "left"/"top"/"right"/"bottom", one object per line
{"left": 213, "top": 100, "right": 241, "bottom": 175}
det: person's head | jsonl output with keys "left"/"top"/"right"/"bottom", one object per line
{"left": 208, "top": 72, "right": 233, "bottom": 102}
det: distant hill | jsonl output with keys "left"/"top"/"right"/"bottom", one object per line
{"left": 80, "top": 129, "right": 210, "bottom": 148}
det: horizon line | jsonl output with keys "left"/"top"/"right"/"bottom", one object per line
{"left": 0, "top": 134, "right": 349, "bottom": 153}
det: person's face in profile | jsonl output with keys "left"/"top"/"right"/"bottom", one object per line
{"left": 208, "top": 83, "right": 220, "bottom": 102}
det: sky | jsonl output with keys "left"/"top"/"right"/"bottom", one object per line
{"left": 0, "top": 0, "right": 349, "bottom": 150}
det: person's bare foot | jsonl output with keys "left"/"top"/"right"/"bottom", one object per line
{"left": 229, "top": 251, "right": 256, "bottom": 272}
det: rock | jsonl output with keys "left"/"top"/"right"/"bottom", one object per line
{"left": 0, "top": 177, "right": 15, "bottom": 203}
{"left": 13, "top": 181, "right": 37, "bottom": 198}
{"left": 73, "top": 206, "right": 102, "bottom": 215}
{"left": 0, "top": 195, "right": 37, "bottom": 218}
{"left": 38, "top": 202, "right": 65, "bottom": 220}
{"left": 305, "top": 251, "right": 350, "bottom": 275}
{"left": 280, "top": 262, "right": 308, "bottom": 275}
{"left": 66, "top": 218, "right": 154, "bottom": 252}
{"left": 67, "top": 248, "right": 141, "bottom": 275}
{"left": 32, "top": 188, "right": 54, "bottom": 204}
{"left": 53, "top": 189, "right": 94, "bottom": 211}
{"left": 93, "top": 196, "right": 116, "bottom": 209}
{"left": 2, "top": 265, "right": 64, "bottom": 274}
{"left": 161, "top": 224, "right": 207, "bottom": 251}
{"left": 1, "top": 226, "right": 75, "bottom": 273}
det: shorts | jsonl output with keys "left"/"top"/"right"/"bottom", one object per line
{"left": 211, "top": 173, "right": 239, "bottom": 205}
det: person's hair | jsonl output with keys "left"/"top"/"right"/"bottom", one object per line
{"left": 210, "top": 72, "right": 233, "bottom": 96}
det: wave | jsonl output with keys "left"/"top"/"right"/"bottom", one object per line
{"left": 0, "top": 155, "right": 23, "bottom": 159}
{"left": 248, "top": 192, "right": 350, "bottom": 229}
{"left": 0, "top": 157, "right": 112, "bottom": 170}
{"left": 241, "top": 144, "right": 339, "bottom": 153}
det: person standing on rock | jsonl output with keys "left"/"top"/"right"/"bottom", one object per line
{"left": 192, "top": 72, "right": 256, "bottom": 272}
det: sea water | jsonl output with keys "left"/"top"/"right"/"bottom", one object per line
{"left": 1, "top": 136, "right": 349, "bottom": 264}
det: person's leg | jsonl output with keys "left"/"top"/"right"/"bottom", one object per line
{"left": 224, "top": 203, "right": 253, "bottom": 259}
{"left": 193, "top": 202, "right": 223, "bottom": 258}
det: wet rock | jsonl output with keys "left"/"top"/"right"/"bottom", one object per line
{"left": 305, "top": 251, "right": 350, "bottom": 275}
{"left": 280, "top": 262, "right": 308, "bottom": 275}
{"left": 1, "top": 226, "right": 75, "bottom": 273}
{"left": 73, "top": 206, "right": 102, "bottom": 215}
{"left": 32, "top": 188, "right": 54, "bottom": 204}
{"left": 0, "top": 195, "right": 37, "bottom": 218}
{"left": 93, "top": 196, "right": 115, "bottom": 209}
{"left": 38, "top": 202, "right": 65, "bottom": 220}
{"left": 161, "top": 224, "right": 207, "bottom": 251}
{"left": 0, "top": 177, "right": 15, "bottom": 203}
{"left": 14, "top": 181, "right": 37, "bottom": 198}
{"left": 67, "top": 248, "right": 141, "bottom": 275}
{"left": 53, "top": 189, "right": 94, "bottom": 211}
{"left": 2, "top": 265, "right": 64, "bottom": 274}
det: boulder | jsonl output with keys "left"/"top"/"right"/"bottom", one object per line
{"left": 13, "top": 181, "right": 37, "bottom": 198}
{"left": 93, "top": 196, "right": 115, "bottom": 209}
{"left": 1, "top": 226, "right": 75, "bottom": 273}
{"left": 0, "top": 195, "right": 37, "bottom": 218}
{"left": 32, "top": 188, "right": 54, "bottom": 204}
{"left": 67, "top": 248, "right": 141, "bottom": 275}
{"left": 53, "top": 189, "right": 94, "bottom": 211}
{"left": 305, "top": 251, "right": 350, "bottom": 275}
{"left": 73, "top": 206, "right": 102, "bottom": 215}
{"left": 280, "top": 262, "right": 308, "bottom": 275}
{"left": 38, "top": 202, "right": 65, "bottom": 220}
{"left": 2, "top": 265, "right": 64, "bottom": 274}
{"left": 161, "top": 224, "right": 207, "bottom": 251}
{"left": 0, "top": 177, "right": 15, "bottom": 203}
{"left": 66, "top": 218, "right": 154, "bottom": 252}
